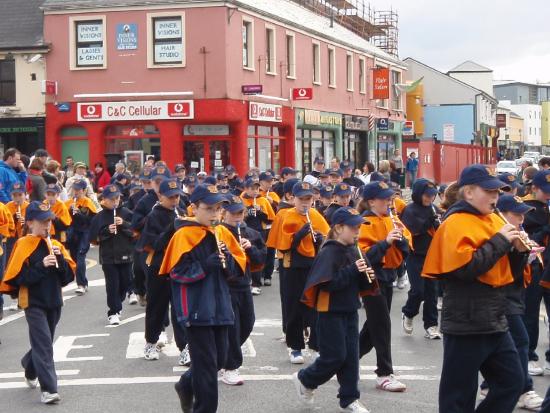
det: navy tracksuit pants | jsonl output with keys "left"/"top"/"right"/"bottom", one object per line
{"left": 103, "top": 263, "right": 131, "bottom": 316}
{"left": 225, "top": 289, "right": 255, "bottom": 371}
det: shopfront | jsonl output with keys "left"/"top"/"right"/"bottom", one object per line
{"left": 376, "top": 119, "right": 403, "bottom": 162}
{"left": 45, "top": 99, "right": 295, "bottom": 175}
{"left": 0, "top": 117, "right": 45, "bottom": 156}
{"left": 343, "top": 115, "right": 370, "bottom": 169}
{"left": 295, "top": 109, "right": 342, "bottom": 176}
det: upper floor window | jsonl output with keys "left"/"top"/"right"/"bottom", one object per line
{"left": 265, "top": 26, "right": 276, "bottom": 74}
{"left": 152, "top": 16, "right": 184, "bottom": 66}
{"left": 359, "top": 56, "right": 366, "bottom": 94}
{"left": 328, "top": 46, "right": 336, "bottom": 87}
{"left": 286, "top": 33, "right": 296, "bottom": 78}
{"left": 391, "top": 70, "right": 402, "bottom": 110}
{"left": 242, "top": 19, "right": 254, "bottom": 70}
{"left": 346, "top": 52, "right": 353, "bottom": 91}
{"left": 312, "top": 41, "right": 321, "bottom": 85}
{"left": 75, "top": 19, "right": 105, "bottom": 68}
{"left": 0, "top": 58, "right": 15, "bottom": 105}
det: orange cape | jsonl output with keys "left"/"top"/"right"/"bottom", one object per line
{"left": 241, "top": 195, "right": 276, "bottom": 221}
{"left": 6, "top": 201, "right": 28, "bottom": 238}
{"left": 358, "top": 214, "right": 411, "bottom": 269}
{"left": 422, "top": 212, "right": 514, "bottom": 287}
{"left": 266, "top": 208, "right": 291, "bottom": 249}
{"left": 260, "top": 189, "right": 281, "bottom": 205}
{"left": 0, "top": 202, "right": 15, "bottom": 239}
{"left": 65, "top": 196, "right": 98, "bottom": 214}
{"left": 0, "top": 235, "right": 76, "bottom": 308}
{"left": 50, "top": 200, "right": 72, "bottom": 237}
{"left": 269, "top": 208, "right": 329, "bottom": 258}
{"left": 393, "top": 197, "right": 407, "bottom": 216}
{"left": 159, "top": 222, "right": 246, "bottom": 276}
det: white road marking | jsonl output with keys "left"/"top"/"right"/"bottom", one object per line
{"left": 0, "top": 373, "right": 440, "bottom": 389}
{"left": 253, "top": 318, "right": 282, "bottom": 328}
{"left": 54, "top": 334, "right": 109, "bottom": 362}
{"left": 106, "top": 312, "right": 145, "bottom": 328}
{"left": 361, "top": 365, "right": 436, "bottom": 371}
{"left": 0, "top": 370, "right": 79, "bottom": 380}
{"left": 250, "top": 332, "right": 264, "bottom": 336}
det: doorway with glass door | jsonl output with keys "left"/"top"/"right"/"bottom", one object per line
{"left": 183, "top": 140, "right": 230, "bottom": 174}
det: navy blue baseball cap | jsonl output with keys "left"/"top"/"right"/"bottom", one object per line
{"left": 174, "top": 164, "right": 186, "bottom": 172}
{"left": 72, "top": 179, "right": 87, "bottom": 191}
{"left": 340, "top": 161, "right": 352, "bottom": 171}
{"left": 328, "top": 168, "right": 343, "bottom": 177}
{"left": 159, "top": 179, "right": 184, "bottom": 197}
{"left": 189, "top": 184, "right": 228, "bottom": 205}
{"left": 280, "top": 167, "right": 297, "bottom": 177}
{"left": 333, "top": 183, "right": 352, "bottom": 196}
{"left": 222, "top": 194, "right": 246, "bottom": 213}
{"left": 320, "top": 185, "right": 334, "bottom": 199}
{"left": 458, "top": 164, "right": 509, "bottom": 190}
{"left": 45, "top": 183, "right": 60, "bottom": 194}
{"left": 225, "top": 165, "right": 236, "bottom": 174}
{"left": 369, "top": 172, "right": 386, "bottom": 182}
{"left": 498, "top": 172, "right": 519, "bottom": 189}
{"left": 102, "top": 184, "right": 121, "bottom": 199}
{"left": 532, "top": 170, "right": 550, "bottom": 193}
{"left": 216, "top": 172, "right": 228, "bottom": 180}
{"left": 314, "top": 157, "right": 325, "bottom": 165}
{"left": 331, "top": 207, "right": 366, "bottom": 227}
{"left": 151, "top": 165, "right": 171, "bottom": 180}
{"left": 26, "top": 201, "right": 55, "bottom": 221}
{"left": 283, "top": 178, "right": 300, "bottom": 194}
{"left": 233, "top": 178, "right": 245, "bottom": 190}
{"left": 292, "top": 181, "right": 314, "bottom": 198}
{"left": 438, "top": 184, "right": 448, "bottom": 195}
{"left": 139, "top": 169, "right": 153, "bottom": 181}
{"left": 362, "top": 181, "right": 395, "bottom": 200}
{"left": 116, "top": 173, "right": 131, "bottom": 182}
{"left": 11, "top": 182, "right": 26, "bottom": 194}
{"left": 259, "top": 171, "right": 274, "bottom": 181}
{"left": 204, "top": 176, "right": 217, "bottom": 185}
{"left": 496, "top": 194, "right": 534, "bottom": 214}
{"left": 184, "top": 176, "right": 197, "bottom": 186}
{"left": 244, "top": 178, "right": 260, "bottom": 188}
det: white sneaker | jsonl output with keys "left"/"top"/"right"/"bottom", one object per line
{"left": 221, "top": 369, "right": 244, "bottom": 386}
{"left": 341, "top": 399, "right": 370, "bottom": 413}
{"left": 144, "top": 343, "right": 160, "bottom": 360}
{"left": 517, "top": 390, "right": 544, "bottom": 410}
{"left": 402, "top": 314, "right": 413, "bottom": 335}
{"left": 178, "top": 345, "right": 191, "bottom": 367}
{"left": 545, "top": 360, "right": 550, "bottom": 374}
{"left": 128, "top": 293, "right": 138, "bottom": 305}
{"left": 75, "top": 286, "right": 86, "bottom": 295}
{"left": 292, "top": 372, "right": 314, "bottom": 405}
{"left": 528, "top": 360, "right": 544, "bottom": 376}
{"left": 479, "top": 387, "right": 488, "bottom": 400}
{"left": 290, "top": 350, "right": 305, "bottom": 364}
{"left": 157, "top": 331, "right": 168, "bottom": 348}
{"left": 375, "top": 375, "right": 406, "bottom": 392}
{"left": 396, "top": 276, "right": 408, "bottom": 289}
{"left": 41, "top": 392, "right": 61, "bottom": 404}
{"left": 25, "top": 377, "right": 38, "bottom": 389}
{"left": 8, "top": 301, "right": 18, "bottom": 311}
{"left": 424, "top": 326, "right": 442, "bottom": 340}
{"left": 310, "top": 351, "right": 320, "bottom": 361}
{"left": 251, "top": 287, "right": 261, "bottom": 296}
{"left": 107, "top": 314, "right": 120, "bottom": 325}
{"left": 437, "top": 297, "right": 443, "bottom": 311}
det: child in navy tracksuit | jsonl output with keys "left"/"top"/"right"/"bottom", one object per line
{"left": 294, "top": 207, "right": 375, "bottom": 412}
{"left": 221, "top": 195, "right": 266, "bottom": 386}
{"left": 160, "top": 184, "right": 243, "bottom": 413}
{"left": 89, "top": 185, "right": 134, "bottom": 325}
{"left": 400, "top": 179, "right": 442, "bottom": 339}
{"left": 0, "top": 201, "right": 75, "bottom": 405}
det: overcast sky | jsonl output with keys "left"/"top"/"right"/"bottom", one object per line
{"left": 367, "top": 0, "right": 550, "bottom": 83}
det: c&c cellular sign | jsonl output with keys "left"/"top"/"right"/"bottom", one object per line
{"left": 249, "top": 102, "right": 282, "bottom": 123}
{"left": 77, "top": 100, "right": 194, "bottom": 122}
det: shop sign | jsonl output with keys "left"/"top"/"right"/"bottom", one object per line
{"left": 403, "top": 120, "right": 415, "bottom": 136}
{"left": 183, "top": 125, "right": 229, "bottom": 136}
{"left": 77, "top": 22, "right": 103, "bottom": 42}
{"left": 377, "top": 118, "right": 389, "bottom": 131}
{"left": 77, "top": 46, "right": 104, "bottom": 66}
{"left": 242, "top": 85, "right": 263, "bottom": 95}
{"left": 443, "top": 124, "right": 455, "bottom": 141}
{"left": 344, "top": 115, "right": 369, "bottom": 131}
{"left": 57, "top": 103, "right": 71, "bottom": 112}
{"left": 77, "top": 100, "right": 194, "bottom": 122}
{"left": 303, "top": 110, "right": 342, "bottom": 127}
{"left": 42, "top": 80, "right": 58, "bottom": 96}
{"left": 496, "top": 113, "right": 507, "bottom": 128}
{"left": 373, "top": 67, "right": 390, "bottom": 100}
{"left": 249, "top": 102, "right": 282, "bottom": 123}
{"left": 292, "top": 88, "right": 313, "bottom": 101}
{"left": 0, "top": 127, "right": 38, "bottom": 133}
{"left": 116, "top": 24, "right": 138, "bottom": 50}
{"left": 155, "top": 18, "right": 182, "bottom": 39}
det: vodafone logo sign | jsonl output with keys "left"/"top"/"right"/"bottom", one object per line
{"left": 77, "top": 100, "right": 194, "bottom": 122}
{"left": 292, "top": 88, "right": 313, "bottom": 101}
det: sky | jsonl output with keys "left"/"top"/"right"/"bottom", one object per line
{"left": 367, "top": 0, "right": 550, "bottom": 83}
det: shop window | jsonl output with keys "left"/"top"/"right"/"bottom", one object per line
{"left": 70, "top": 16, "right": 106, "bottom": 70}
{"left": 328, "top": 46, "right": 336, "bottom": 88}
{"left": 265, "top": 26, "right": 276, "bottom": 74}
{"left": 297, "top": 128, "right": 335, "bottom": 176}
{"left": 247, "top": 137, "right": 256, "bottom": 168}
{"left": 324, "top": 132, "right": 335, "bottom": 162}
{"left": 147, "top": 12, "right": 185, "bottom": 68}
{"left": 0, "top": 58, "right": 16, "bottom": 105}
{"left": 312, "top": 41, "right": 321, "bottom": 85}
{"left": 184, "top": 141, "right": 205, "bottom": 172}
{"left": 248, "top": 126, "right": 285, "bottom": 171}
{"left": 273, "top": 138, "right": 281, "bottom": 172}
{"left": 258, "top": 138, "right": 272, "bottom": 171}
{"left": 286, "top": 32, "right": 296, "bottom": 78}
{"left": 210, "top": 140, "right": 230, "bottom": 172}
{"left": 242, "top": 18, "right": 255, "bottom": 70}
{"left": 346, "top": 53, "right": 353, "bottom": 91}
{"left": 295, "top": 138, "right": 303, "bottom": 175}
{"left": 105, "top": 125, "right": 160, "bottom": 169}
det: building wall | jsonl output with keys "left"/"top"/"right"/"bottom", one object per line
{"left": 501, "top": 103, "right": 541, "bottom": 147}
{"left": 509, "top": 115, "right": 524, "bottom": 143}
{"left": 542, "top": 102, "right": 550, "bottom": 147}
{"left": 449, "top": 71, "right": 493, "bottom": 97}
{"left": 495, "top": 84, "right": 534, "bottom": 105}
{"left": 423, "top": 104, "right": 474, "bottom": 145}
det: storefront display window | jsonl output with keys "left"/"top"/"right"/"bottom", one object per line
{"left": 296, "top": 128, "right": 335, "bottom": 176}
{"left": 247, "top": 125, "right": 285, "bottom": 171}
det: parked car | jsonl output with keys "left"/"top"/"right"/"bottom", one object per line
{"left": 496, "top": 160, "right": 519, "bottom": 175}
{"left": 515, "top": 158, "right": 539, "bottom": 170}
{"left": 523, "top": 151, "right": 541, "bottom": 163}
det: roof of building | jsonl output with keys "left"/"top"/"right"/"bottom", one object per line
{"left": 448, "top": 60, "right": 493, "bottom": 73}
{"left": 0, "top": 0, "right": 47, "bottom": 50}
{"left": 42, "top": 0, "right": 403, "bottom": 66}
{"left": 494, "top": 80, "right": 550, "bottom": 88}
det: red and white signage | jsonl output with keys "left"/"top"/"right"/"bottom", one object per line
{"left": 77, "top": 100, "right": 194, "bottom": 122}
{"left": 292, "top": 88, "right": 313, "bottom": 101}
{"left": 372, "top": 67, "right": 390, "bottom": 100}
{"left": 41, "top": 80, "right": 58, "bottom": 96}
{"left": 249, "top": 102, "right": 282, "bottom": 123}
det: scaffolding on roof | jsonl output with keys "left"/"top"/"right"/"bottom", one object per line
{"left": 288, "top": 0, "right": 399, "bottom": 57}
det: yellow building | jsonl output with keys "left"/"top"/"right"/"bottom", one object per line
{"left": 542, "top": 102, "right": 550, "bottom": 147}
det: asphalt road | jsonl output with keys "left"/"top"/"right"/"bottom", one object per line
{"left": 0, "top": 247, "right": 548, "bottom": 412}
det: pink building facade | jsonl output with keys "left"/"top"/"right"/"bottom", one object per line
{"left": 43, "top": 0, "right": 406, "bottom": 175}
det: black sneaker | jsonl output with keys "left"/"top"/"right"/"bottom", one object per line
{"left": 263, "top": 279, "right": 272, "bottom": 286}
{"left": 174, "top": 382, "right": 193, "bottom": 413}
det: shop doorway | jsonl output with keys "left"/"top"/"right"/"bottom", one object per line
{"left": 183, "top": 139, "right": 230, "bottom": 174}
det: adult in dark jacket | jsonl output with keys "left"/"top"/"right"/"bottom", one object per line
{"left": 26, "top": 158, "right": 47, "bottom": 202}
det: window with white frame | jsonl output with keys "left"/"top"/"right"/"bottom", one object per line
{"left": 286, "top": 33, "right": 295, "bottom": 78}
{"left": 328, "top": 46, "right": 336, "bottom": 87}
{"left": 359, "top": 57, "right": 366, "bottom": 94}
{"left": 75, "top": 19, "right": 105, "bottom": 68}
{"left": 312, "top": 41, "right": 321, "bottom": 84}
{"left": 391, "top": 70, "right": 402, "bottom": 110}
{"left": 265, "top": 26, "right": 276, "bottom": 74}
{"left": 152, "top": 16, "right": 184, "bottom": 65}
{"left": 242, "top": 19, "right": 254, "bottom": 69}
{"left": 346, "top": 52, "right": 353, "bottom": 91}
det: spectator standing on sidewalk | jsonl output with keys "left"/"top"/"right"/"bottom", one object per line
{"left": 406, "top": 152, "right": 419, "bottom": 188}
